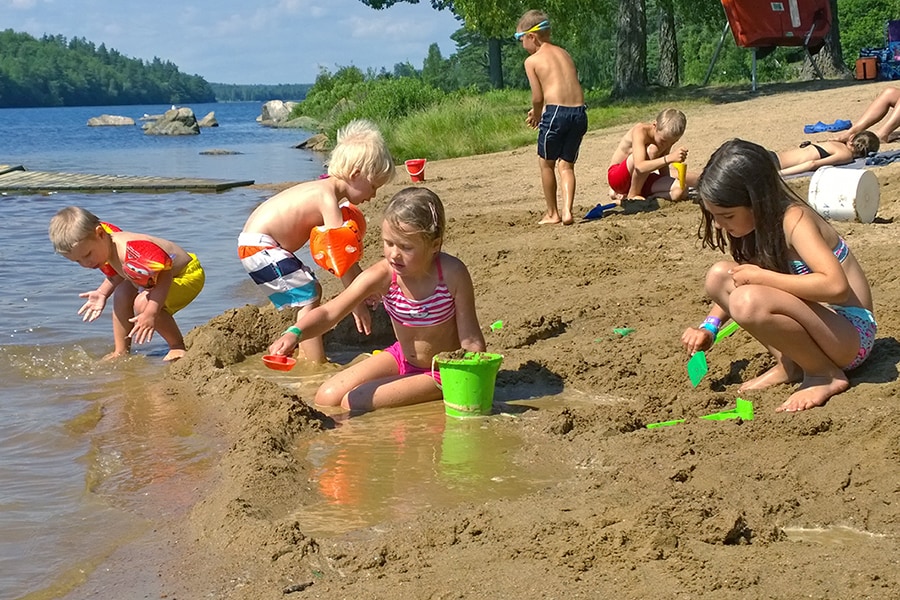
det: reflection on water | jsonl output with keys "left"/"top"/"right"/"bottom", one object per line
{"left": 2, "top": 348, "right": 218, "bottom": 600}
{"left": 0, "top": 106, "right": 328, "bottom": 598}
{"left": 231, "top": 351, "right": 562, "bottom": 538}
{"left": 298, "top": 408, "right": 556, "bottom": 537}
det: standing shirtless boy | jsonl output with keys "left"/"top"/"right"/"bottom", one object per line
{"left": 607, "top": 108, "right": 689, "bottom": 203}
{"left": 517, "top": 9, "right": 588, "bottom": 225}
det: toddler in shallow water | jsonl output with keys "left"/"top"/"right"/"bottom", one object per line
{"left": 49, "top": 206, "right": 205, "bottom": 361}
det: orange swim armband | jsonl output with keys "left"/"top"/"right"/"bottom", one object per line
{"left": 123, "top": 240, "right": 173, "bottom": 288}
{"left": 309, "top": 202, "right": 367, "bottom": 277}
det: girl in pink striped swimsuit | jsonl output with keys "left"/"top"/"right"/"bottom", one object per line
{"left": 268, "top": 187, "right": 487, "bottom": 412}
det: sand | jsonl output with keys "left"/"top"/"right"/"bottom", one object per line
{"left": 79, "top": 80, "right": 900, "bottom": 599}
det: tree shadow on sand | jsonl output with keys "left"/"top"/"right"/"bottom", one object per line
{"left": 664, "top": 78, "right": 865, "bottom": 107}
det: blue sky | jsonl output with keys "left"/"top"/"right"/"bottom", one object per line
{"left": 4, "top": 0, "right": 463, "bottom": 84}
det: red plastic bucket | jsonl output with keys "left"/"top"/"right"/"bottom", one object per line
{"left": 405, "top": 158, "right": 426, "bottom": 182}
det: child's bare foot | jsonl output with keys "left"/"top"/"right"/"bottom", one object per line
{"left": 101, "top": 351, "right": 128, "bottom": 362}
{"left": 776, "top": 373, "right": 849, "bottom": 412}
{"left": 163, "top": 349, "right": 186, "bottom": 362}
{"left": 608, "top": 188, "right": 624, "bottom": 202}
{"left": 539, "top": 214, "right": 561, "bottom": 225}
{"left": 739, "top": 363, "right": 801, "bottom": 391}
{"left": 561, "top": 210, "right": 574, "bottom": 225}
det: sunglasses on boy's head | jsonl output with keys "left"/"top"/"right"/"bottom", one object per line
{"left": 514, "top": 20, "right": 549, "bottom": 40}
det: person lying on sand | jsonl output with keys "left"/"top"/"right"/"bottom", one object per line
{"left": 773, "top": 132, "right": 879, "bottom": 177}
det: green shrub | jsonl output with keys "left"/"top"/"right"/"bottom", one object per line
{"left": 293, "top": 66, "right": 366, "bottom": 121}
{"left": 326, "top": 77, "right": 444, "bottom": 139}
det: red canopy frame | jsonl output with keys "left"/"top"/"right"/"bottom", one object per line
{"left": 704, "top": 0, "right": 833, "bottom": 91}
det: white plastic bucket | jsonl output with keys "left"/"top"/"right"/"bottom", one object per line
{"left": 807, "top": 166, "right": 880, "bottom": 224}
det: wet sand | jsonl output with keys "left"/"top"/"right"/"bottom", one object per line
{"left": 71, "top": 79, "right": 900, "bottom": 599}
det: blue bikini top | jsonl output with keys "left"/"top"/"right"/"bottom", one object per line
{"left": 789, "top": 237, "right": 848, "bottom": 275}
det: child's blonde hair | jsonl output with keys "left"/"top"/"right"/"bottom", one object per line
{"left": 655, "top": 108, "right": 687, "bottom": 138}
{"left": 517, "top": 9, "right": 551, "bottom": 41}
{"left": 49, "top": 206, "right": 101, "bottom": 254}
{"left": 383, "top": 187, "right": 445, "bottom": 244}
{"left": 327, "top": 119, "right": 396, "bottom": 186}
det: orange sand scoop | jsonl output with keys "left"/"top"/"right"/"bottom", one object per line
{"left": 262, "top": 354, "right": 296, "bottom": 371}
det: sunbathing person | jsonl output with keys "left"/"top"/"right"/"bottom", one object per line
{"left": 773, "top": 132, "right": 879, "bottom": 177}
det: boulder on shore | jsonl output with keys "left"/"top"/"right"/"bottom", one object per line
{"left": 87, "top": 114, "right": 135, "bottom": 127}
{"left": 258, "top": 99, "right": 313, "bottom": 127}
{"left": 198, "top": 111, "right": 218, "bottom": 127}
{"left": 143, "top": 107, "right": 200, "bottom": 136}
{"left": 294, "top": 133, "right": 329, "bottom": 152}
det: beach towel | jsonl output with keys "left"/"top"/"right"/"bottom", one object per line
{"left": 803, "top": 119, "right": 852, "bottom": 134}
{"left": 781, "top": 157, "right": 867, "bottom": 181}
{"left": 865, "top": 149, "right": 900, "bottom": 166}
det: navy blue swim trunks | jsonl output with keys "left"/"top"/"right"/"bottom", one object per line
{"left": 537, "top": 105, "right": 588, "bottom": 163}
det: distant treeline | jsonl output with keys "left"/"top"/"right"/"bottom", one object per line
{"left": 210, "top": 83, "right": 311, "bottom": 103}
{"left": 0, "top": 29, "right": 215, "bottom": 108}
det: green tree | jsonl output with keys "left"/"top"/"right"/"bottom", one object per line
{"left": 838, "top": 0, "right": 898, "bottom": 68}
{"left": 421, "top": 43, "right": 456, "bottom": 90}
{"left": 0, "top": 28, "right": 215, "bottom": 107}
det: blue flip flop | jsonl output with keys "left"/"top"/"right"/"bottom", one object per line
{"left": 803, "top": 121, "right": 828, "bottom": 134}
{"left": 825, "top": 119, "right": 852, "bottom": 132}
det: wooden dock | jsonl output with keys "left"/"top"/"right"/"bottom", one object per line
{"left": 0, "top": 165, "right": 254, "bottom": 193}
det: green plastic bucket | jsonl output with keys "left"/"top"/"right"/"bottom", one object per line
{"left": 434, "top": 352, "right": 503, "bottom": 418}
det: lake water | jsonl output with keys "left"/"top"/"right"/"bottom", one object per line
{"left": 0, "top": 102, "right": 327, "bottom": 599}
{"left": 0, "top": 104, "right": 561, "bottom": 599}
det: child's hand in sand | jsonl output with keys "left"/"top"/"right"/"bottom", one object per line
{"left": 681, "top": 327, "right": 714, "bottom": 354}
{"left": 268, "top": 333, "right": 297, "bottom": 357}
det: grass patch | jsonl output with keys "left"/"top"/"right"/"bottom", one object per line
{"left": 384, "top": 88, "right": 711, "bottom": 162}
{"left": 296, "top": 73, "right": 742, "bottom": 162}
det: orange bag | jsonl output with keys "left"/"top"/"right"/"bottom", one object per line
{"left": 309, "top": 202, "right": 367, "bottom": 277}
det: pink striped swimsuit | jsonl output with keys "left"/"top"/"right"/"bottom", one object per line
{"left": 382, "top": 256, "right": 455, "bottom": 327}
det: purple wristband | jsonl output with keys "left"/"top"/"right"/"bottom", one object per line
{"left": 702, "top": 316, "right": 721, "bottom": 329}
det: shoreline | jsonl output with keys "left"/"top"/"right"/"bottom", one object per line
{"left": 67, "top": 80, "right": 900, "bottom": 599}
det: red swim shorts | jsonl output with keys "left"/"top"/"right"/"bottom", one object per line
{"left": 607, "top": 158, "right": 662, "bottom": 197}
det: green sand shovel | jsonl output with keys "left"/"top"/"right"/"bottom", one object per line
{"left": 646, "top": 398, "right": 753, "bottom": 429}
{"left": 699, "top": 397, "right": 754, "bottom": 421}
{"left": 687, "top": 321, "right": 740, "bottom": 387}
